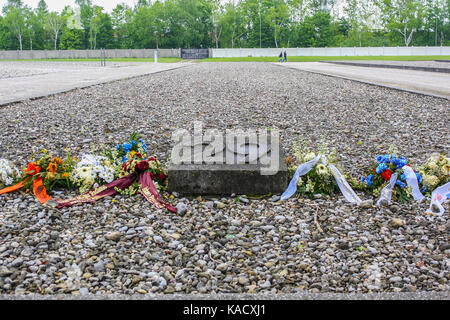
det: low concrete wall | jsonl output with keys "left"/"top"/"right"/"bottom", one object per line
{"left": 212, "top": 46, "right": 450, "bottom": 58}
{"left": 2, "top": 47, "right": 449, "bottom": 60}
{"left": 0, "top": 48, "right": 181, "bottom": 60}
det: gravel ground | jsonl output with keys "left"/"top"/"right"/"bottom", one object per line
{"left": 0, "top": 62, "right": 449, "bottom": 296}
{"left": 0, "top": 61, "right": 136, "bottom": 79}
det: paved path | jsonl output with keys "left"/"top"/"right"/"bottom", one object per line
{"left": 321, "top": 60, "right": 450, "bottom": 73}
{"left": 0, "top": 62, "right": 186, "bottom": 106}
{"left": 276, "top": 62, "right": 450, "bottom": 100}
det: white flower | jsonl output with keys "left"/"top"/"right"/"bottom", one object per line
{"left": 304, "top": 152, "right": 316, "bottom": 162}
{"left": 316, "top": 164, "right": 329, "bottom": 176}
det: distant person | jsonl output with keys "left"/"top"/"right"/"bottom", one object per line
{"left": 279, "top": 51, "right": 283, "bottom": 62}
{"left": 283, "top": 51, "right": 287, "bottom": 62}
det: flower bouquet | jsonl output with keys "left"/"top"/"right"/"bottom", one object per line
{"left": 282, "top": 138, "right": 361, "bottom": 205}
{"left": 0, "top": 149, "right": 77, "bottom": 205}
{"left": 417, "top": 153, "right": 450, "bottom": 197}
{"left": 57, "top": 134, "right": 176, "bottom": 212}
{"left": 286, "top": 139, "right": 340, "bottom": 196}
{"left": 0, "top": 159, "right": 20, "bottom": 188}
{"left": 102, "top": 133, "right": 168, "bottom": 196}
{"left": 24, "top": 149, "right": 77, "bottom": 191}
{"left": 113, "top": 152, "right": 168, "bottom": 196}
{"left": 104, "top": 132, "right": 149, "bottom": 165}
{"left": 360, "top": 146, "right": 423, "bottom": 203}
{"left": 71, "top": 154, "right": 115, "bottom": 193}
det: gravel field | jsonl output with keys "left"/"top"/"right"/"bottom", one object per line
{"left": 0, "top": 61, "right": 136, "bottom": 79}
{"left": 0, "top": 62, "right": 449, "bottom": 296}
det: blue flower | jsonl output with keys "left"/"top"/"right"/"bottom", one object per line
{"left": 139, "top": 139, "right": 148, "bottom": 153}
{"left": 376, "top": 163, "right": 388, "bottom": 174}
{"left": 421, "top": 187, "right": 427, "bottom": 193}
{"left": 415, "top": 172, "right": 422, "bottom": 183}
{"left": 116, "top": 144, "right": 121, "bottom": 151}
{"left": 131, "top": 140, "right": 138, "bottom": 145}
{"left": 122, "top": 156, "right": 128, "bottom": 163}
{"left": 396, "top": 181, "right": 406, "bottom": 188}
{"left": 382, "top": 155, "right": 391, "bottom": 163}
{"left": 396, "top": 159, "right": 407, "bottom": 169}
{"left": 361, "top": 176, "right": 365, "bottom": 183}
{"left": 400, "top": 174, "right": 406, "bottom": 181}
{"left": 123, "top": 143, "right": 132, "bottom": 152}
{"left": 366, "top": 174, "right": 373, "bottom": 187}
{"left": 376, "top": 155, "right": 383, "bottom": 163}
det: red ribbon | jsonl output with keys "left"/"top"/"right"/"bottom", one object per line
{"left": 56, "top": 172, "right": 176, "bottom": 213}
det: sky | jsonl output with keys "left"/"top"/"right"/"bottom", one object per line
{"left": 0, "top": 0, "right": 140, "bottom": 13}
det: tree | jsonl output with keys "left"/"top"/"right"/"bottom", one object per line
{"left": 4, "top": 7, "right": 26, "bottom": 50}
{"left": 266, "top": 0, "right": 290, "bottom": 48}
{"left": 344, "top": 0, "right": 376, "bottom": 47}
{"left": 37, "top": 0, "right": 48, "bottom": 14}
{"left": 376, "top": 0, "right": 425, "bottom": 46}
{"left": 75, "top": 0, "right": 94, "bottom": 48}
{"left": 221, "top": 0, "right": 245, "bottom": 48}
{"left": 111, "top": 3, "right": 133, "bottom": 48}
{"left": 60, "top": 27, "right": 84, "bottom": 49}
{"left": 210, "top": 0, "right": 224, "bottom": 48}
{"left": 47, "top": 12, "right": 66, "bottom": 49}
{"left": 296, "top": 11, "right": 333, "bottom": 47}
{"left": 24, "top": 7, "right": 39, "bottom": 50}
{"left": 89, "top": 6, "right": 114, "bottom": 49}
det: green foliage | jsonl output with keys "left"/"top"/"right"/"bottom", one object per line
{"left": 1, "top": 0, "right": 450, "bottom": 50}
{"left": 60, "top": 27, "right": 84, "bottom": 49}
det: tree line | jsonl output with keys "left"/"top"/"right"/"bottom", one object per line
{"left": 1, "top": 0, "right": 449, "bottom": 51}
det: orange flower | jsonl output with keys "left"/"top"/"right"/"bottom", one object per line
{"left": 47, "top": 162, "right": 58, "bottom": 173}
{"left": 26, "top": 163, "right": 41, "bottom": 176}
{"left": 62, "top": 172, "right": 70, "bottom": 179}
{"left": 53, "top": 157, "right": 63, "bottom": 165}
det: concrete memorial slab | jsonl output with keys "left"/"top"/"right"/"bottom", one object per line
{"left": 168, "top": 125, "right": 287, "bottom": 195}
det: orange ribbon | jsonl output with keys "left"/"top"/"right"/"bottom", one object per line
{"left": 32, "top": 177, "right": 52, "bottom": 205}
{"left": 0, "top": 163, "right": 52, "bottom": 205}
{"left": 0, "top": 180, "right": 26, "bottom": 195}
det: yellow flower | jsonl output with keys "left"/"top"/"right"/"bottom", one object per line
{"left": 62, "top": 172, "right": 70, "bottom": 179}
{"left": 442, "top": 164, "right": 450, "bottom": 176}
{"left": 46, "top": 172, "right": 56, "bottom": 180}
{"left": 423, "top": 175, "right": 439, "bottom": 188}
{"left": 130, "top": 151, "right": 136, "bottom": 158}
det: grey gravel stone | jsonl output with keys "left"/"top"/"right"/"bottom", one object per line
{"left": 0, "top": 62, "right": 448, "bottom": 296}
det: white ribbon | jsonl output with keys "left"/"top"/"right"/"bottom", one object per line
{"left": 280, "top": 155, "right": 321, "bottom": 201}
{"left": 402, "top": 166, "right": 426, "bottom": 202}
{"left": 328, "top": 164, "right": 362, "bottom": 205}
{"left": 426, "top": 182, "right": 450, "bottom": 216}
{"left": 281, "top": 155, "right": 361, "bottom": 205}
{"left": 376, "top": 173, "right": 398, "bottom": 207}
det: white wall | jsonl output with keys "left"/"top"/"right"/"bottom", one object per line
{"left": 212, "top": 46, "right": 450, "bottom": 58}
